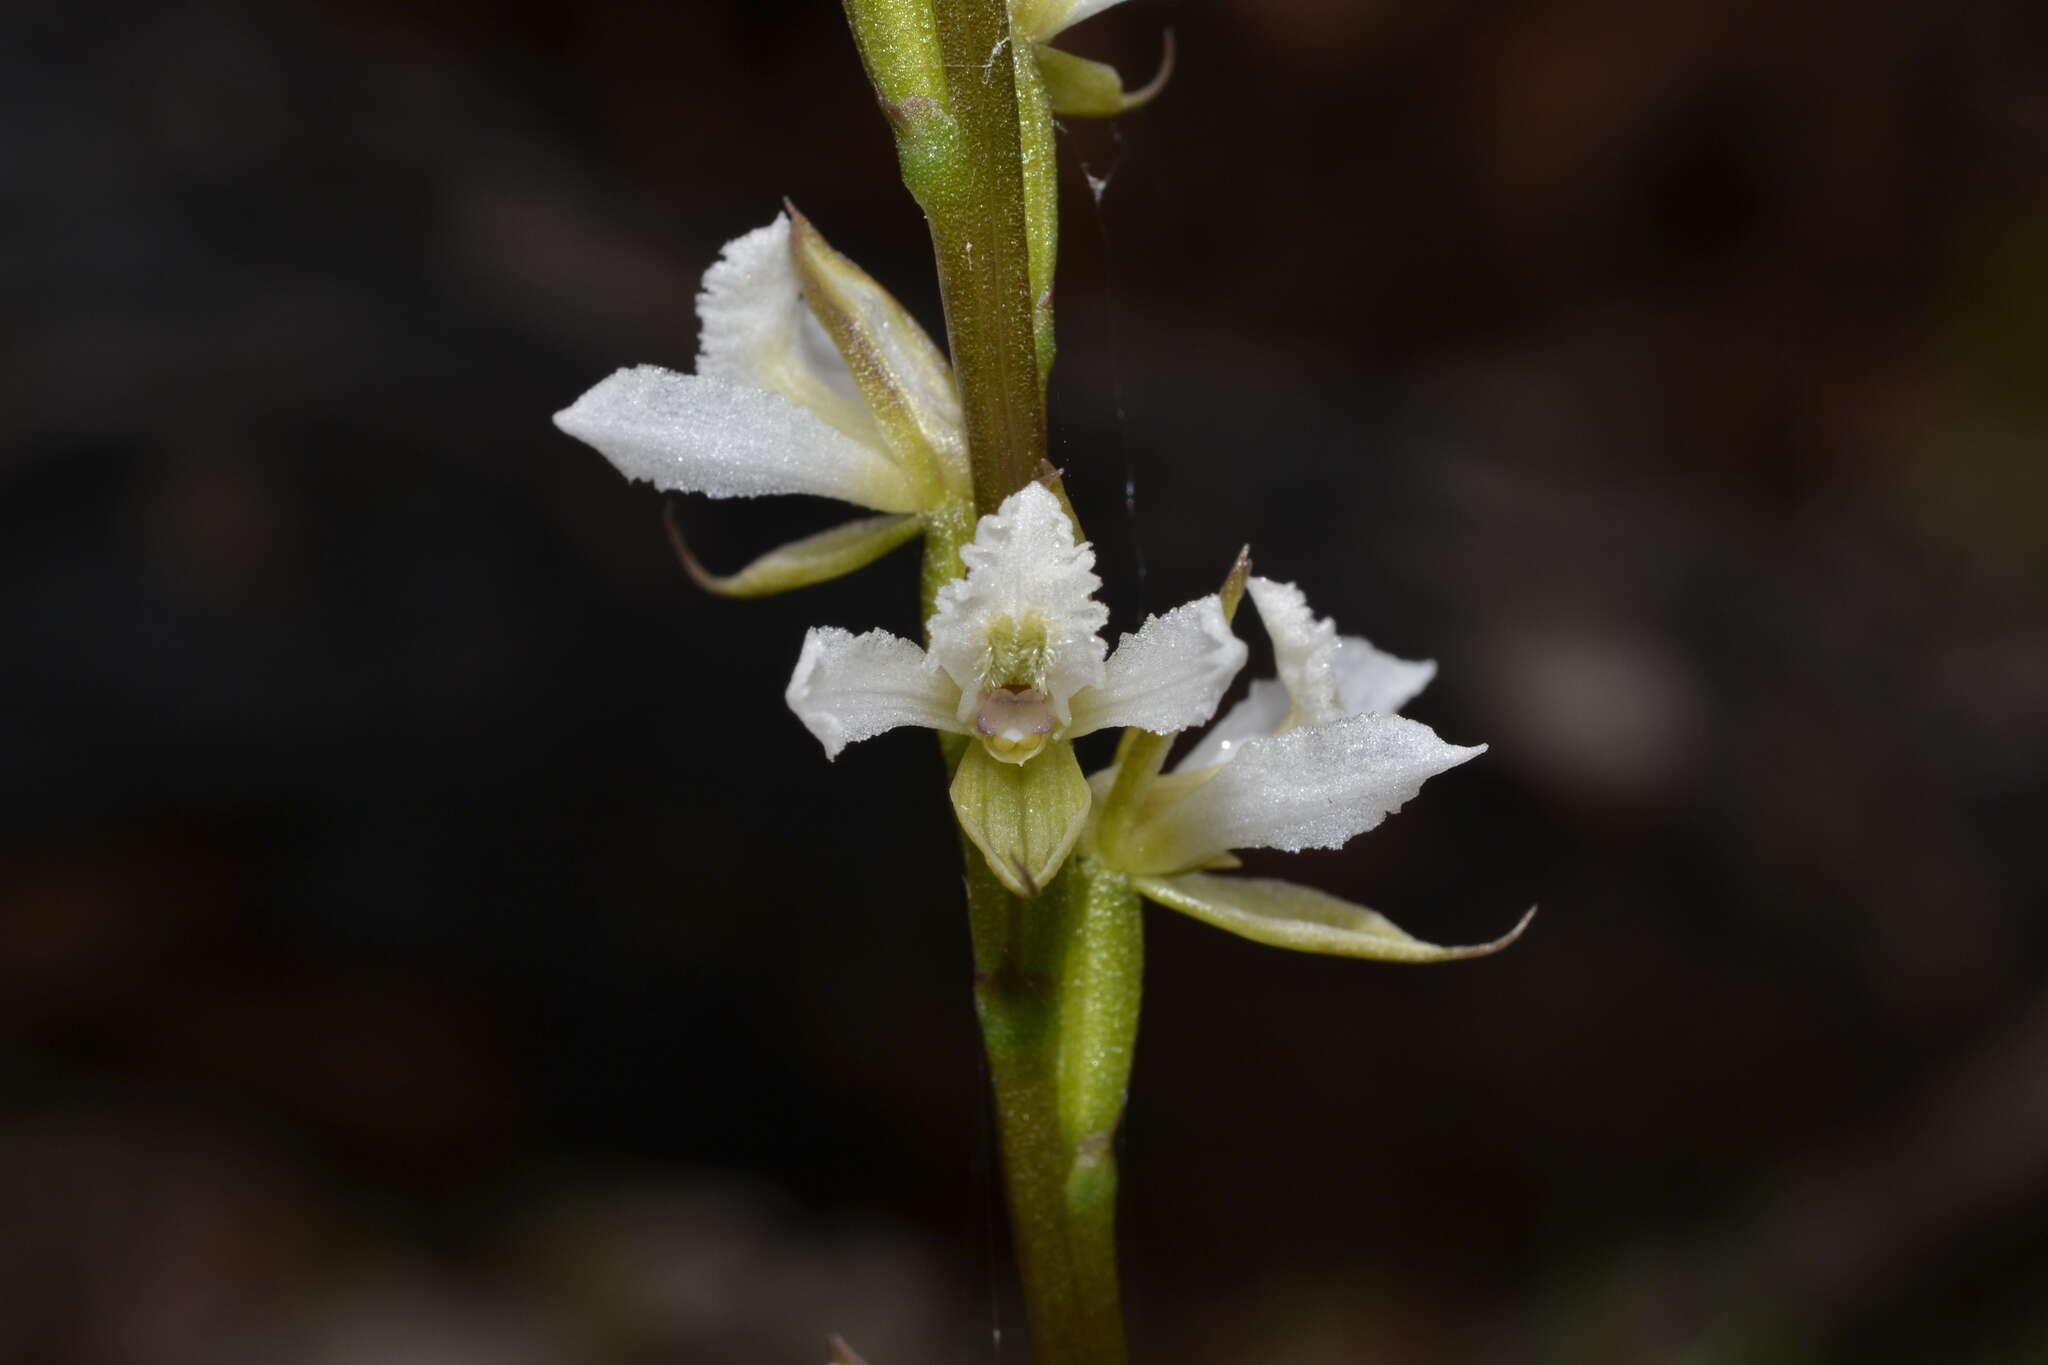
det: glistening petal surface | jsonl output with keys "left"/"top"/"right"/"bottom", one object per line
{"left": 1333, "top": 635, "right": 1437, "bottom": 717}
{"left": 785, "top": 627, "right": 964, "bottom": 759}
{"left": 554, "top": 367, "right": 922, "bottom": 513}
{"left": 927, "top": 483, "right": 1108, "bottom": 722}
{"left": 1127, "top": 713, "right": 1484, "bottom": 873}
{"left": 1173, "top": 678, "right": 1289, "bottom": 772}
{"left": 1245, "top": 576, "right": 1344, "bottom": 726}
{"left": 1068, "top": 595, "right": 1245, "bottom": 738}
{"left": 695, "top": 215, "right": 880, "bottom": 446}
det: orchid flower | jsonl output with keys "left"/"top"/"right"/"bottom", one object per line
{"left": 787, "top": 482, "right": 1246, "bottom": 898}
{"left": 553, "top": 209, "right": 970, "bottom": 596}
{"left": 1089, "top": 575, "right": 1533, "bottom": 962}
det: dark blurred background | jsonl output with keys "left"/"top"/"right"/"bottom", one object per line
{"left": 7, "top": 0, "right": 2048, "bottom": 1360}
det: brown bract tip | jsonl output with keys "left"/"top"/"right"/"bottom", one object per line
{"left": 662, "top": 498, "right": 734, "bottom": 598}
{"left": 1219, "top": 544, "right": 1253, "bottom": 622}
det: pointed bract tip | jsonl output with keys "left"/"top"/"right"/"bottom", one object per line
{"left": 1219, "top": 545, "right": 1253, "bottom": 623}
{"left": 661, "top": 497, "right": 726, "bottom": 596}
{"left": 1425, "top": 900, "right": 1540, "bottom": 965}
{"left": 826, "top": 1335, "right": 871, "bottom": 1365}
{"left": 1443, "top": 904, "right": 1539, "bottom": 961}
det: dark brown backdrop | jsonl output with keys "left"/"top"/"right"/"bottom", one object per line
{"left": 5, "top": 0, "right": 2047, "bottom": 1360}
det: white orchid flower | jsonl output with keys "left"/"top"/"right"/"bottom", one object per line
{"left": 787, "top": 481, "right": 1246, "bottom": 897}
{"left": 552, "top": 209, "right": 971, "bottom": 596}
{"left": 1090, "top": 576, "right": 1533, "bottom": 962}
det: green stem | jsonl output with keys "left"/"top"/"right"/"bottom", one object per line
{"left": 964, "top": 851, "right": 1136, "bottom": 1365}
{"left": 926, "top": 0, "right": 1044, "bottom": 509}
{"left": 854, "top": 0, "right": 1132, "bottom": 1354}
{"left": 852, "top": 0, "right": 1045, "bottom": 509}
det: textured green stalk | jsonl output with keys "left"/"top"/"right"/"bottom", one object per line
{"left": 1053, "top": 859, "right": 1142, "bottom": 1354}
{"left": 926, "top": 0, "right": 1044, "bottom": 508}
{"left": 847, "top": 0, "right": 1045, "bottom": 508}
{"left": 964, "top": 853, "right": 1134, "bottom": 1365}
{"left": 862, "top": 0, "right": 1130, "bottom": 1356}
{"left": 924, "top": 516, "right": 1133, "bottom": 1365}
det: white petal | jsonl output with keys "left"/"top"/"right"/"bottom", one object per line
{"left": 1245, "top": 577, "right": 1344, "bottom": 726}
{"left": 1333, "top": 635, "right": 1437, "bottom": 717}
{"left": 1174, "top": 678, "right": 1289, "bottom": 772}
{"left": 555, "top": 366, "right": 923, "bottom": 513}
{"left": 1024, "top": 0, "right": 1130, "bottom": 40}
{"left": 695, "top": 215, "right": 882, "bottom": 447}
{"left": 785, "top": 627, "right": 964, "bottom": 759}
{"left": 1068, "top": 595, "right": 1246, "bottom": 738}
{"left": 1131, "top": 713, "right": 1484, "bottom": 872}
{"left": 926, "top": 483, "right": 1108, "bottom": 723}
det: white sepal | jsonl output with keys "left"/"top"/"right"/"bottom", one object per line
{"left": 554, "top": 367, "right": 923, "bottom": 513}
{"left": 1069, "top": 595, "right": 1246, "bottom": 738}
{"left": 1334, "top": 635, "right": 1436, "bottom": 718}
{"left": 785, "top": 626, "right": 965, "bottom": 760}
{"left": 1245, "top": 576, "right": 1344, "bottom": 726}
{"left": 695, "top": 215, "right": 880, "bottom": 447}
{"left": 927, "top": 483, "right": 1108, "bottom": 723}
{"left": 1127, "top": 713, "right": 1483, "bottom": 873}
{"left": 1173, "top": 678, "right": 1288, "bottom": 772}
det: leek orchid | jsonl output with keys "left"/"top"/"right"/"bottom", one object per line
{"left": 787, "top": 482, "right": 1245, "bottom": 897}
{"left": 553, "top": 210, "right": 970, "bottom": 596}
{"left": 1090, "top": 576, "right": 1533, "bottom": 961}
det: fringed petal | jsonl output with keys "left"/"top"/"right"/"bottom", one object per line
{"left": 1068, "top": 594, "right": 1245, "bottom": 738}
{"left": 785, "top": 626, "right": 964, "bottom": 759}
